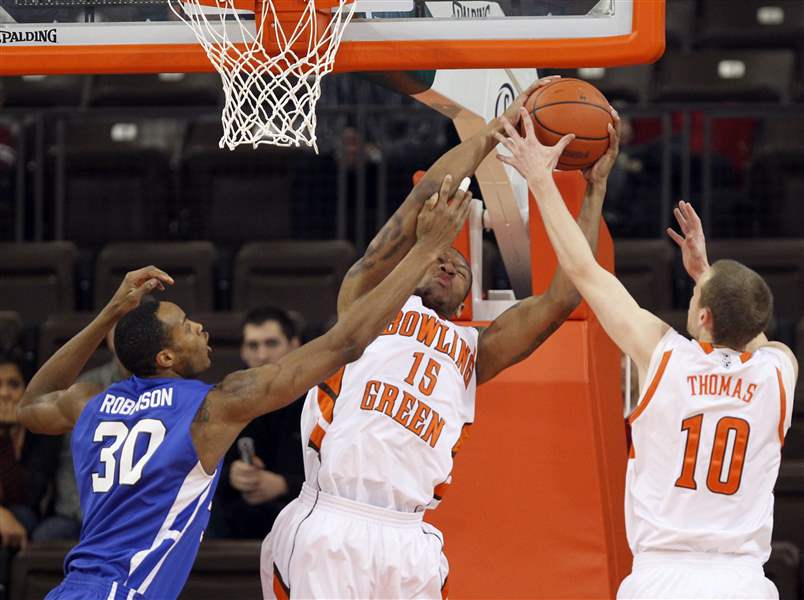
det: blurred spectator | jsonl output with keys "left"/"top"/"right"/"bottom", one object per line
{"left": 0, "top": 352, "right": 59, "bottom": 600}
{"left": 31, "top": 327, "right": 128, "bottom": 542}
{"left": 209, "top": 307, "right": 305, "bottom": 539}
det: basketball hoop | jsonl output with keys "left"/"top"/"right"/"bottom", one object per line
{"left": 170, "top": 0, "right": 356, "bottom": 151}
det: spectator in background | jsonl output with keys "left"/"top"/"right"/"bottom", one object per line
{"left": 31, "top": 326, "right": 128, "bottom": 542}
{"left": 0, "top": 353, "right": 59, "bottom": 599}
{"left": 209, "top": 307, "right": 305, "bottom": 539}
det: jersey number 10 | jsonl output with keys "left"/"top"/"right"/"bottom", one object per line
{"left": 92, "top": 419, "right": 167, "bottom": 493}
{"left": 674, "top": 414, "right": 750, "bottom": 495}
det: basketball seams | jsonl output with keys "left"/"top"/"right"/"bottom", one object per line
{"left": 530, "top": 102, "right": 612, "bottom": 141}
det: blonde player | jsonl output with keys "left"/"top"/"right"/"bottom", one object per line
{"left": 260, "top": 76, "right": 617, "bottom": 599}
{"left": 497, "top": 110, "right": 797, "bottom": 599}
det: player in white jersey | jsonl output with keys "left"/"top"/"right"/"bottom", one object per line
{"left": 497, "top": 110, "right": 798, "bottom": 598}
{"left": 260, "top": 75, "right": 617, "bottom": 599}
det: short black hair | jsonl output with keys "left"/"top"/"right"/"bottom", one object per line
{"left": 700, "top": 260, "right": 773, "bottom": 350}
{"left": 0, "top": 348, "right": 26, "bottom": 380}
{"left": 115, "top": 301, "right": 171, "bottom": 377}
{"left": 242, "top": 306, "right": 299, "bottom": 341}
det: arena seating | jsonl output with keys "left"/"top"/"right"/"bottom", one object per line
{"left": 664, "top": 0, "right": 695, "bottom": 49}
{"left": 37, "top": 313, "right": 112, "bottom": 371}
{"left": 0, "top": 242, "right": 76, "bottom": 323}
{"left": 94, "top": 242, "right": 217, "bottom": 313}
{"left": 653, "top": 50, "right": 795, "bottom": 102}
{"left": 766, "top": 541, "right": 800, "bottom": 600}
{"left": 233, "top": 240, "right": 356, "bottom": 325}
{"left": 0, "top": 76, "right": 88, "bottom": 109}
{"left": 88, "top": 74, "right": 221, "bottom": 107}
{"left": 698, "top": 0, "right": 804, "bottom": 49}
{"left": 53, "top": 120, "right": 174, "bottom": 245}
{"left": 8, "top": 540, "right": 263, "bottom": 600}
{"left": 0, "top": 312, "right": 23, "bottom": 354}
{"left": 613, "top": 240, "right": 675, "bottom": 311}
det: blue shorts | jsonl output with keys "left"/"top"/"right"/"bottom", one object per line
{"left": 45, "top": 572, "right": 145, "bottom": 600}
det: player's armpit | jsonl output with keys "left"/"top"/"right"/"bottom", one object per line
{"left": 17, "top": 381, "right": 98, "bottom": 435}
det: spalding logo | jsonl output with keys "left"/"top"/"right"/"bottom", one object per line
{"left": 0, "top": 29, "right": 58, "bottom": 44}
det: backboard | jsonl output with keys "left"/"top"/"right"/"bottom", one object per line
{"left": 0, "top": 0, "right": 664, "bottom": 75}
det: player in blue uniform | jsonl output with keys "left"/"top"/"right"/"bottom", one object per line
{"left": 17, "top": 176, "right": 472, "bottom": 600}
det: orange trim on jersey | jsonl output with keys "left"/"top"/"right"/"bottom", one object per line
{"left": 740, "top": 351, "right": 753, "bottom": 363}
{"left": 698, "top": 341, "right": 714, "bottom": 354}
{"left": 776, "top": 367, "right": 787, "bottom": 446}
{"left": 434, "top": 481, "right": 450, "bottom": 501}
{"left": 273, "top": 564, "right": 290, "bottom": 600}
{"left": 628, "top": 350, "right": 673, "bottom": 425}
{"left": 316, "top": 366, "right": 345, "bottom": 423}
{"left": 628, "top": 444, "right": 635, "bottom": 459}
{"left": 441, "top": 576, "right": 449, "bottom": 600}
{"left": 308, "top": 423, "right": 326, "bottom": 453}
{"left": 451, "top": 423, "right": 472, "bottom": 458}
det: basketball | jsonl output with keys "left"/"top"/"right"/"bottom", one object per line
{"left": 523, "top": 78, "right": 614, "bottom": 171}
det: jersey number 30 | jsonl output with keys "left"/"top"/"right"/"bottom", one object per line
{"left": 92, "top": 419, "right": 167, "bottom": 493}
{"left": 675, "top": 414, "right": 749, "bottom": 495}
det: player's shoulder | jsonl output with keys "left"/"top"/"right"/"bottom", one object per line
{"left": 756, "top": 341, "right": 798, "bottom": 376}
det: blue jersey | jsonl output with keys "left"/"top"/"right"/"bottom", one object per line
{"left": 64, "top": 376, "right": 221, "bottom": 600}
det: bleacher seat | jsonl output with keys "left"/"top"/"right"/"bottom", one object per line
{"left": 193, "top": 311, "right": 246, "bottom": 385}
{"left": 53, "top": 120, "right": 174, "bottom": 245}
{"left": 665, "top": 0, "right": 696, "bottom": 50}
{"left": 9, "top": 540, "right": 262, "bottom": 600}
{"left": 94, "top": 242, "right": 216, "bottom": 313}
{"left": 544, "top": 66, "right": 653, "bottom": 105}
{"left": 766, "top": 541, "right": 800, "bottom": 600}
{"left": 37, "top": 313, "right": 112, "bottom": 371}
{"left": 698, "top": 0, "right": 804, "bottom": 49}
{"left": 0, "top": 76, "right": 88, "bottom": 108}
{"left": 178, "top": 120, "right": 338, "bottom": 244}
{"left": 233, "top": 240, "right": 356, "bottom": 325}
{"left": 653, "top": 50, "right": 795, "bottom": 102}
{"left": 89, "top": 73, "right": 221, "bottom": 107}
{"left": 0, "top": 311, "right": 23, "bottom": 355}
{"left": 0, "top": 242, "right": 76, "bottom": 324}
{"left": 614, "top": 240, "right": 674, "bottom": 311}
{"left": 707, "top": 240, "right": 804, "bottom": 345}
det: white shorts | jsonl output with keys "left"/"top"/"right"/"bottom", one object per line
{"left": 260, "top": 483, "right": 449, "bottom": 600}
{"left": 618, "top": 551, "right": 779, "bottom": 599}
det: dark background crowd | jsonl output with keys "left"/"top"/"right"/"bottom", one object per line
{"left": 5, "top": 0, "right": 804, "bottom": 598}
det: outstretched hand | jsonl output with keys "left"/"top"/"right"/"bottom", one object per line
{"left": 106, "top": 266, "right": 174, "bottom": 318}
{"left": 494, "top": 108, "right": 575, "bottom": 181}
{"left": 667, "top": 200, "right": 710, "bottom": 282}
{"left": 416, "top": 174, "right": 473, "bottom": 253}
{"left": 583, "top": 109, "right": 621, "bottom": 186}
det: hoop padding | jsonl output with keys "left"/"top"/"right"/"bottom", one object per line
{"left": 170, "top": 0, "right": 356, "bottom": 150}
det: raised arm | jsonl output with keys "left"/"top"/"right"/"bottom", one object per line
{"left": 668, "top": 200, "right": 798, "bottom": 377}
{"left": 192, "top": 180, "right": 473, "bottom": 468}
{"left": 18, "top": 267, "right": 174, "bottom": 434}
{"left": 475, "top": 117, "right": 620, "bottom": 384}
{"left": 337, "top": 76, "right": 562, "bottom": 316}
{"left": 497, "top": 109, "right": 667, "bottom": 376}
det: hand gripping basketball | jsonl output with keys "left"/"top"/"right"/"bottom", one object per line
{"left": 494, "top": 110, "right": 575, "bottom": 181}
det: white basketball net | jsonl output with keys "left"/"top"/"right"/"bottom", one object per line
{"left": 170, "top": 0, "right": 356, "bottom": 151}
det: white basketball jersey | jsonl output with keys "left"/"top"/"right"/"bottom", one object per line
{"left": 626, "top": 329, "right": 796, "bottom": 562}
{"left": 300, "top": 296, "right": 478, "bottom": 512}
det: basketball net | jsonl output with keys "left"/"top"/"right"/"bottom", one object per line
{"left": 170, "top": 0, "right": 356, "bottom": 151}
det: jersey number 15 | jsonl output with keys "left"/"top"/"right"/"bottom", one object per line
{"left": 92, "top": 419, "right": 167, "bottom": 493}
